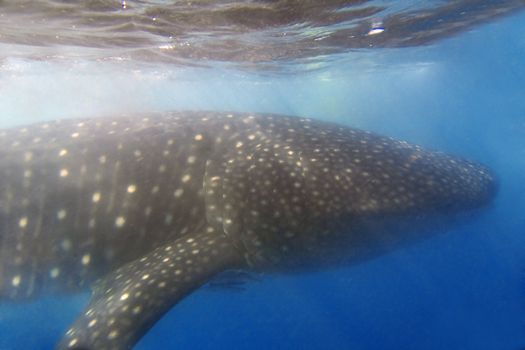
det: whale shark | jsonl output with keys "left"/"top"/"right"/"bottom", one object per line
{"left": 0, "top": 111, "right": 496, "bottom": 349}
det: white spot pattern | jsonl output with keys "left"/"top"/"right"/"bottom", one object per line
{"left": 0, "top": 112, "right": 496, "bottom": 350}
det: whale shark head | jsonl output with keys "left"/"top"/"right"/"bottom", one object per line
{"left": 216, "top": 116, "right": 498, "bottom": 270}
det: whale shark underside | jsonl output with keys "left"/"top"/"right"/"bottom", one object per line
{"left": 0, "top": 112, "right": 496, "bottom": 349}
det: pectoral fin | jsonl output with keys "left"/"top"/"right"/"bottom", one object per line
{"left": 57, "top": 230, "right": 243, "bottom": 350}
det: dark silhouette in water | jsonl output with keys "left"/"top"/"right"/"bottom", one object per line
{"left": 206, "top": 269, "right": 260, "bottom": 292}
{"left": 0, "top": 112, "right": 496, "bottom": 349}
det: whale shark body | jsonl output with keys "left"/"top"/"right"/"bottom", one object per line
{"left": 0, "top": 112, "right": 496, "bottom": 349}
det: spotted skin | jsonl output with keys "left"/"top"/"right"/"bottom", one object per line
{"left": 60, "top": 230, "right": 241, "bottom": 350}
{"left": 0, "top": 112, "right": 496, "bottom": 349}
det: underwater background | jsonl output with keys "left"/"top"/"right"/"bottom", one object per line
{"left": 0, "top": 1, "right": 524, "bottom": 349}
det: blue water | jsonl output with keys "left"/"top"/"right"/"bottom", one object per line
{"left": 0, "top": 8, "right": 524, "bottom": 350}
